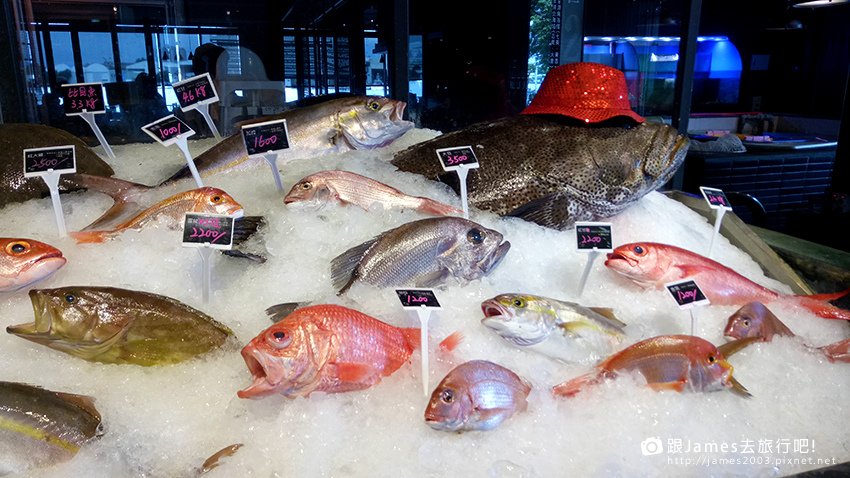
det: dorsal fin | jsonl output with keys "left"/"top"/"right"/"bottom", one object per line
{"left": 54, "top": 391, "right": 102, "bottom": 423}
{"left": 265, "top": 302, "right": 307, "bottom": 323}
{"left": 330, "top": 237, "right": 380, "bottom": 294}
{"left": 588, "top": 307, "right": 628, "bottom": 329}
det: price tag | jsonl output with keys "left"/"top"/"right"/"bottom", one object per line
{"left": 699, "top": 187, "right": 733, "bottom": 211}
{"left": 575, "top": 222, "right": 613, "bottom": 252}
{"left": 61, "top": 82, "right": 106, "bottom": 115}
{"left": 436, "top": 146, "right": 480, "bottom": 172}
{"left": 241, "top": 119, "right": 291, "bottom": 156}
{"left": 665, "top": 279, "right": 710, "bottom": 310}
{"left": 142, "top": 115, "right": 195, "bottom": 146}
{"left": 181, "top": 213, "right": 235, "bottom": 250}
{"left": 173, "top": 73, "right": 219, "bottom": 111}
{"left": 395, "top": 289, "right": 442, "bottom": 309}
{"left": 23, "top": 146, "right": 76, "bottom": 177}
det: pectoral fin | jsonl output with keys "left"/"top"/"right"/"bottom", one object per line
{"left": 507, "top": 192, "right": 573, "bottom": 230}
{"left": 587, "top": 307, "right": 628, "bottom": 329}
{"left": 330, "top": 237, "right": 379, "bottom": 294}
{"left": 333, "top": 362, "right": 379, "bottom": 383}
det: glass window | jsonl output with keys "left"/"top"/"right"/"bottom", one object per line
{"left": 79, "top": 32, "right": 115, "bottom": 83}
{"left": 50, "top": 31, "right": 76, "bottom": 84}
{"left": 118, "top": 32, "right": 148, "bottom": 82}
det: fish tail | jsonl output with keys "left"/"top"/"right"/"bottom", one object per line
{"left": 787, "top": 296, "right": 850, "bottom": 321}
{"left": 69, "top": 230, "right": 112, "bottom": 244}
{"left": 819, "top": 338, "right": 850, "bottom": 363}
{"left": 415, "top": 197, "right": 463, "bottom": 216}
{"left": 438, "top": 331, "right": 464, "bottom": 352}
{"left": 552, "top": 372, "right": 602, "bottom": 398}
{"left": 804, "top": 287, "right": 850, "bottom": 302}
{"left": 400, "top": 329, "right": 463, "bottom": 353}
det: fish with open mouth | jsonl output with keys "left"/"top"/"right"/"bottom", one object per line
{"left": 0, "top": 381, "right": 103, "bottom": 475}
{"left": 330, "top": 217, "right": 510, "bottom": 294}
{"left": 237, "top": 304, "right": 461, "bottom": 399}
{"left": 284, "top": 170, "right": 462, "bottom": 216}
{"left": 552, "top": 335, "right": 756, "bottom": 398}
{"left": 7, "top": 286, "right": 234, "bottom": 365}
{"left": 1, "top": 238, "right": 66, "bottom": 292}
{"left": 604, "top": 242, "right": 850, "bottom": 321}
{"left": 480, "top": 294, "right": 626, "bottom": 363}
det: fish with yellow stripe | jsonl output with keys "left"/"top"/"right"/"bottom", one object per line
{"left": 480, "top": 293, "right": 627, "bottom": 363}
{"left": 0, "top": 381, "right": 102, "bottom": 475}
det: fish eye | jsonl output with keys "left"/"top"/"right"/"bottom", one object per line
{"left": 513, "top": 298, "right": 526, "bottom": 308}
{"left": 633, "top": 245, "right": 645, "bottom": 255}
{"left": 267, "top": 330, "right": 291, "bottom": 349}
{"left": 707, "top": 355, "right": 716, "bottom": 364}
{"left": 65, "top": 294, "right": 76, "bottom": 303}
{"left": 466, "top": 228, "right": 485, "bottom": 245}
{"left": 742, "top": 319, "right": 751, "bottom": 327}
{"left": 440, "top": 389, "right": 454, "bottom": 404}
{"left": 6, "top": 241, "right": 30, "bottom": 255}
{"left": 367, "top": 100, "right": 381, "bottom": 111}
{"left": 211, "top": 195, "right": 222, "bottom": 203}
{"left": 301, "top": 182, "right": 312, "bottom": 190}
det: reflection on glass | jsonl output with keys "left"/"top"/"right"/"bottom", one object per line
{"left": 365, "top": 37, "right": 388, "bottom": 97}
{"left": 50, "top": 31, "right": 75, "bottom": 83}
{"left": 79, "top": 32, "right": 115, "bottom": 83}
{"left": 118, "top": 32, "right": 148, "bottom": 81}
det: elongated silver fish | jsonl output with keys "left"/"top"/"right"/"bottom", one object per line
{"left": 391, "top": 115, "right": 688, "bottom": 230}
{"left": 167, "top": 96, "right": 413, "bottom": 182}
{"left": 481, "top": 294, "right": 626, "bottom": 363}
{"left": 424, "top": 360, "right": 531, "bottom": 432}
{"left": 284, "top": 170, "right": 462, "bottom": 215}
{"left": 330, "top": 217, "right": 510, "bottom": 294}
{"left": 0, "top": 381, "right": 102, "bottom": 475}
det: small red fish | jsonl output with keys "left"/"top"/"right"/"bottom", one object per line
{"left": 71, "top": 187, "right": 243, "bottom": 243}
{"left": 0, "top": 238, "right": 66, "bottom": 292}
{"left": 237, "top": 304, "right": 461, "bottom": 399}
{"left": 552, "top": 335, "right": 752, "bottom": 398}
{"left": 605, "top": 242, "right": 850, "bottom": 321}
{"left": 725, "top": 301, "right": 850, "bottom": 363}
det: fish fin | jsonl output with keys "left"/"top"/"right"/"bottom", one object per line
{"left": 506, "top": 192, "right": 574, "bottom": 230}
{"left": 65, "top": 174, "right": 151, "bottom": 231}
{"left": 232, "top": 216, "right": 266, "bottom": 245}
{"left": 805, "top": 287, "right": 850, "bottom": 302}
{"left": 201, "top": 443, "right": 243, "bottom": 474}
{"left": 334, "top": 362, "right": 378, "bottom": 383}
{"left": 717, "top": 336, "right": 760, "bottom": 357}
{"left": 552, "top": 371, "right": 602, "bottom": 398}
{"left": 265, "top": 302, "right": 307, "bottom": 323}
{"left": 819, "top": 338, "right": 850, "bottom": 363}
{"left": 558, "top": 321, "right": 591, "bottom": 338}
{"left": 69, "top": 230, "right": 114, "bottom": 244}
{"left": 727, "top": 376, "right": 752, "bottom": 398}
{"left": 786, "top": 296, "right": 850, "bottom": 321}
{"left": 648, "top": 381, "right": 687, "bottom": 392}
{"left": 220, "top": 249, "right": 267, "bottom": 263}
{"left": 401, "top": 327, "right": 421, "bottom": 350}
{"left": 438, "top": 331, "right": 464, "bottom": 352}
{"left": 417, "top": 269, "right": 451, "bottom": 288}
{"left": 587, "top": 307, "right": 628, "bottom": 329}
{"left": 415, "top": 197, "right": 463, "bottom": 216}
{"left": 330, "top": 237, "right": 379, "bottom": 294}
{"left": 53, "top": 392, "right": 102, "bottom": 422}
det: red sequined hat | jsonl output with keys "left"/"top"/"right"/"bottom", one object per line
{"left": 521, "top": 62, "right": 644, "bottom": 123}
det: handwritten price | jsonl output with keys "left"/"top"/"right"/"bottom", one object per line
{"left": 579, "top": 235, "right": 602, "bottom": 245}
{"left": 29, "top": 158, "right": 63, "bottom": 170}
{"left": 445, "top": 154, "right": 468, "bottom": 165}
{"left": 253, "top": 134, "right": 278, "bottom": 149}
{"left": 406, "top": 295, "right": 429, "bottom": 305}
{"left": 158, "top": 123, "right": 181, "bottom": 139}
{"left": 68, "top": 98, "right": 99, "bottom": 111}
{"left": 677, "top": 289, "right": 699, "bottom": 302}
{"left": 708, "top": 194, "right": 726, "bottom": 206}
{"left": 188, "top": 227, "right": 227, "bottom": 243}
{"left": 181, "top": 85, "right": 209, "bottom": 103}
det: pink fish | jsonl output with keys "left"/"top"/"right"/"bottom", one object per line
{"left": 284, "top": 170, "right": 462, "bottom": 216}
{"left": 0, "top": 238, "right": 66, "bottom": 292}
{"left": 605, "top": 242, "right": 850, "bottom": 321}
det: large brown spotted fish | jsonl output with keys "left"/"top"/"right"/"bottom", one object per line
{"left": 390, "top": 115, "right": 689, "bottom": 230}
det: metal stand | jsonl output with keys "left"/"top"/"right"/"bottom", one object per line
{"left": 707, "top": 208, "right": 726, "bottom": 258}
{"left": 198, "top": 246, "right": 213, "bottom": 303}
{"left": 689, "top": 309, "right": 696, "bottom": 336}
{"left": 576, "top": 250, "right": 599, "bottom": 297}
{"left": 175, "top": 136, "right": 204, "bottom": 188}
{"left": 263, "top": 152, "right": 284, "bottom": 191}
{"left": 81, "top": 112, "right": 115, "bottom": 159}
{"left": 196, "top": 103, "right": 221, "bottom": 140}
{"left": 40, "top": 170, "right": 67, "bottom": 237}
{"left": 414, "top": 306, "right": 433, "bottom": 396}
{"left": 456, "top": 165, "right": 470, "bottom": 219}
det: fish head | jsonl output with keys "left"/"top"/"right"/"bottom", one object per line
{"left": 237, "top": 314, "right": 330, "bottom": 399}
{"left": 635, "top": 123, "right": 689, "bottom": 182}
{"left": 439, "top": 219, "right": 511, "bottom": 281}
{"left": 604, "top": 242, "right": 663, "bottom": 285}
{"left": 685, "top": 337, "right": 750, "bottom": 397}
{"left": 0, "top": 238, "right": 66, "bottom": 292}
{"left": 336, "top": 97, "right": 414, "bottom": 149}
{"left": 283, "top": 174, "right": 333, "bottom": 206}
{"left": 480, "top": 294, "right": 556, "bottom": 346}
{"left": 724, "top": 302, "right": 770, "bottom": 341}
{"left": 194, "top": 187, "right": 244, "bottom": 217}
{"left": 424, "top": 380, "right": 474, "bottom": 432}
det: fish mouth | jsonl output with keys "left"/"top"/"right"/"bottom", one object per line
{"left": 604, "top": 252, "right": 636, "bottom": 267}
{"left": 481, "top": 300, "right": 508, "bottom": 319}
{"left": 424, "top": 413, "right": 463, "bottom": 432}
{"left": 479, "top": 241, "right": 511, "bottom": 274}
{"left": 227, "top": 207, "right": 245, "bottom": 218}
{"left": 237, "top": 347, "right": 283, "bottom": 399}
{"left": 14, "top": 254, "right": 66, "bottom": 289}
{"left": 8, "top": 290, "right": 51, "bottom": 338}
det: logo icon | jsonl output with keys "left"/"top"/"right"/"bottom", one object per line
{"left": 641, "top": 437, "right": 664, "bottom": 456}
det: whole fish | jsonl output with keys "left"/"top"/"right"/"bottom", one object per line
{"left": 330, "top": 217, "right": 510, "bottom": 294}
{"left": 552, "top": 335, "right": 753, "bottom": 397}
{"left": 284, "top": 170, "right": 462, "bottom": 216}
{"left": 724, "top": 301, "right": 850, "bottom": 363}
{"left": 480, "top": 294, "right": 626, "bottom": 363}
{"left": 390, "top": 115, "right": 688, "bottom": 230}
{"left": 0, "top": 381, "right": 102, "bottom": 475}
{"left": 7, "top": 286, "right": 234, "bottom": 365}
{"left": 166, "top": 96, "right": 413, "bottom": 182}
{"left": 0, "top": 123, "right": 115, "bottom": 207}
{"left": 69, "top": 187, "right": 243, "bottom": 243}
{"left": 424, "top": 360, "right": 531, "bottom": 432}
{"left": 604, "top": 242, "right": 850, "bottom": 321}
{"left": 1, "top": 237, "right": 66, "bottom": 292}
{"left": 237, "top": 304, "right": 460, "bottom": 398}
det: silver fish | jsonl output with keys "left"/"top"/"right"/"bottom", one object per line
{"left": 391, "top": 115, "right": 689, "bottom": 230}
{"left": 330, "top": 217, "right": 510, "bottom": 294}
{"left": 424, "top": 360, "right": 531, "bottom": 432}
{"left": 481, "top": 294, "right": 626, "bottom": 363}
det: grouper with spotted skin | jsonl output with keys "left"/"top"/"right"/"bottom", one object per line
{"left": 390, "top": 116, "right": 689, "bottom": 230}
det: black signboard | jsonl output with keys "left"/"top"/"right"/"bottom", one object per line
{"left": 23, "top": 146, "right": 76, "bottom": 177}
{"left": 61, "top": 82, "right": 106, "bottom": 115}
{"left": 241, "top": 119, "right": 291, "bottom": 156}
{"left": 181, "top": 213, "right": 235, "bottom": 250}
{"left": 395, "top": 289, "right": 442, "bottom": 309}
{"left": 575, "top": 222, "right": 613, "bottom": 251}
{"left": 665, "top": 280, "right": 710, "bottom": 310}
{"left": 142, "top": 115, "right": 194, "bottom": 145}
{"left": 173, "top": 73, "right": 219, "bottom": 110}
{"left": 699, "top": 187, "right": 732, "bottom": 210}
{"left": 436, "top": 146, "right": 480, "bottom": 171}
